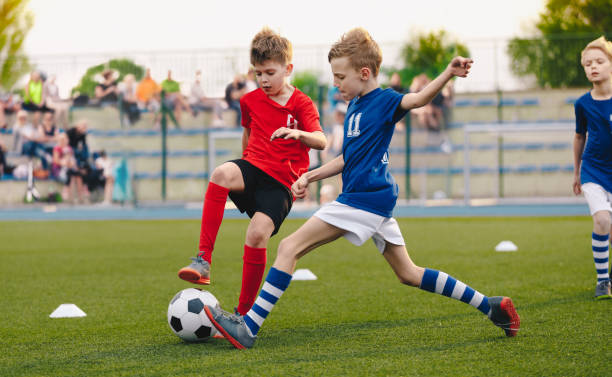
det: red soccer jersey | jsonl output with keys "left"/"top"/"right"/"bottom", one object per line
{"left": 240, "top": 87, "right": 322, "bottom": 191}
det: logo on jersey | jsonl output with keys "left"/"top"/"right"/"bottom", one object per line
{"left": 381, "top": 151, "right": 389, "bottom": 164}
{"left": 286, "top": 114, "right": 299, "bottom": 129}
{"left": 347, "top": 112, "right": 362, "bottom": 137}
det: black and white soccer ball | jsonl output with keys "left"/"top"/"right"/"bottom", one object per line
{"left": 167, "top": 288, "right": 219, "bottom": 342}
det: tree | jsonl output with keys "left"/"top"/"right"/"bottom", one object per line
{"left": 291, "top": 70, "right": 323, "bottom": 104}
{"left": 507, "top": 0, "right": 612, "bottom": 88}
{"left": 0, "top": 0, "right": 34, "bottom": 91}
{"left": 393, "top": 30, "right": 469, "bottom": 89}
{"left": 72, "top": 59, "right": 145, "bottom": 97}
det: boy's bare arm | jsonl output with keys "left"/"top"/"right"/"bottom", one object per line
{"left": 572, "top": 133, "right": 586, "bottom": 195}
{"left": 292, "top": 155, "right": 344, "bottom": 199}
{"left": 400, "top": 56, "right": 473, "bottom": 110}
{"left": 270, "top": 128, "right": 327, "bottom": 150}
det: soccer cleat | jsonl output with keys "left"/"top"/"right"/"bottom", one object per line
{"left": 594, "top": 280, "right": 612, "bottom": 300}
{"left": 177, "top": 256, "right": 211, "bottom": 285}
{"left": 488, "top": 296, "right": 520, "bottom": 337}
{"left": 204, "top": 305, "right": 256, "bottom": 349}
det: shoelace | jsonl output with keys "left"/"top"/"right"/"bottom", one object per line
{"left": 218, "top": 308, "right": 242, "bottom": 324}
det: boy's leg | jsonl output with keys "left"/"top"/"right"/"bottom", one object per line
{"left": 236, "top": 212, "right": 275, "bottom": 315}
{"left": 382, "top": 242, "right": 520, "bottom": 337}
{"left": 178, "top": 162, "right": 244, "bottom": 285}
{"left": 592, "top": 210, "right": 611, "bottom": 299}
{"left": 205, "top": 216, "right": 344, "bottom": 348}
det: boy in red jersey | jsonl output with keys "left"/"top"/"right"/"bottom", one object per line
{"left": 178, "top": 27, "right": 326, "bottom": 316}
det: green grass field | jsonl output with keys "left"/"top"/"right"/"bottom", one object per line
{"left": 1, "top": 216, "right": 610, "bottom": 376}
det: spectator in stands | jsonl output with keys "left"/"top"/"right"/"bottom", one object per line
{"left": 410, "top": 74, "right": 438, "bottom": 131}
{"left": 66, "top": 119, "right": 89, "bottom": 169}
{"left": 43, "top": 74, "right": 70, "bottom": 128}
{"left": 136, "top": 68, "right": 161, "bottom": 127}
{"left": 94, "top": 150, "right": 114, "bottom": 205}
{"left": 38, "top": 111, "right": 60, "bottom": 167}
{"left": 12, "top": 109, "right": 51, "bottom": 169}
{"left": 224, "top": 73, "right": 246, "bottom": 126}
{"left": 0, "top": 91, "right": 20, "bottom": 129}
{"left": 244, "top": 67, "right": 258, "bottom": 93}
{"left": 389, "top": 72, "right": 407, "bottom": 94}
{"left": 161, "top": 70, "right": 192, "bottom": 125}
{"left": 189, "top": 70, "right": 224, "bottom": 126}
{"left": 118, "top": 74, "right": 140, "bottom": 126}
{"left": 21, "top": 71, "right": 48, "bottom": 126}
{"left": 326, "top": 85, "right": 343, "bottom": 115}
{"left": 94, "top": 68, "right": 119, "bottom": 105}
{"left": 322, "top": 102, "right": 347, "bottom": 160}
{"left": 52, "top": 132, "right": 84, "bottom": 203}
{"left": 0, "top": 139, "right": 15, "bottom": 178}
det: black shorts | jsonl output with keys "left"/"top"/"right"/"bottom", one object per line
{"left": 228, "top": 159, "right": 292, "bottom": 236}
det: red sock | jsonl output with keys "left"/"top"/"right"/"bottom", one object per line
{"left": 236, "top": 245, "right": 267, "bottom": 315}
{"left": 197, "top": 182, "right": 229, "bottom": 263}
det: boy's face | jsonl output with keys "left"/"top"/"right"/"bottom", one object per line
{"left": 330, "top": 57, "right": 364, "bottom": 101}
{"left": 254, "top": 60, "right": 292, "bottom": 96}
{"left": 582, "top": 48, "right": 612, "bottom": 84}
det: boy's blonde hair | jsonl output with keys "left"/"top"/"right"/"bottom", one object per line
{"left": 581, "top": 36, "right": 612, "bottom": 65}
{"left": 250, "top": 27, "right": 292, "bottom": 66}
{"left": 328, "top": 28, "right": 382, "bottom": 77}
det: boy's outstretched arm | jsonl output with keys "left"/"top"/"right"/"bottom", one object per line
{"left": 270, "top": 128, "right": 327, "bottom": 150}
{"left": 292, "top": 155, "right": 344, "bottom": 198}
{"left": 400, "top": 56, "right": 473, "bottom": 111}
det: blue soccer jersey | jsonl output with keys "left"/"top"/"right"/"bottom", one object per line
{"left": 336, "top": 88, "right": 408, "bottom": 217}
{"left": 575, "top": 92, "right": 612, "bottom": 193}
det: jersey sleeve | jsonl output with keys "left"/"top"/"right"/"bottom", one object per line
{"left": 386, "top": 89, "right": 408, "bottom": 125}
{"left": 574, "top": 100, "right": 587, "bottom": 134}
{"left": 296, "top": 95, "right": 322, "bottom": 133}
{"left": 240, "top": 96, "right": 251, "bottom": 128}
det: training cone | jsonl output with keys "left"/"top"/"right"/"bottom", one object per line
{"left": 495, "top": 240, "right": 518, "bottom": 252}
{"left": 292, "top": 268, "right": 317, "bottom": 280}
{"left": 49, "top": 304, "right": 87, "bottom": 318}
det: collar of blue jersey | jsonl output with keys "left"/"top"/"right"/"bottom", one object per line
{"left": 355, "top": 87, "right": 382, "bottom": 104}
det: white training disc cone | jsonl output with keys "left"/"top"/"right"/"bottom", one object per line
{"left": 292, "top": 268, "right": 317, "bottom": 280}
{"left": 495, "top": 241, "right": 518, "bottom": 252}
{"left": 49, "top": 304, "right": 87, "bottom": 318}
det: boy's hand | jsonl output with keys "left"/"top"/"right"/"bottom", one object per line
{"left": 447, "top": 57, "right": 473, "bottom": 78}
{"left": 572, "top": 174, "right": 582, "bottom": 195}
{"left": 270, "top": 127, "right": 302, "bottom": 141}
{"left": 291, "top": 175, "right": 309, "bottom": 199}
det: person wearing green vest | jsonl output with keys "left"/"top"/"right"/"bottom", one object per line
{"left": 22, "top": 71, "right": 50, "bottom": 126}
{"left": 161, "top": 70, "right": 193, "bottom": 126}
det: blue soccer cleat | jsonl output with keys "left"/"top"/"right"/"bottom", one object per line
{"left": 595, "top": 280, "right": 612, "bottom": 300}
{"left": 204, "top": 305, "right": 256, "bottom": 349}
{"left": 178, "top": 255, "right": 211, "bottom": 285}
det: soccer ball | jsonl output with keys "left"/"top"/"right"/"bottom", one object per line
{"left": 167, "top": 288, "right": 219, "bottom": 342}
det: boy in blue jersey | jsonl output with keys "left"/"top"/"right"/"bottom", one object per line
{"left": 205, "top": 28, "right": 520, "bottom": 349}
{"left": 572, "top": 36, "right": 612, "bottom": 299}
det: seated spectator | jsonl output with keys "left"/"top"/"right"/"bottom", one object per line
{"left": 0, "top": 139, "right": 15, "bottom": 178}
{"left": 322, "top": 102, "right": 347, "bottom": 160}
{"left": 245, "top": 67, "right": 258, "bottom": 93}
{"left": 118, "top": 74, "right": 140, "bottom": 126}
{"left": 136, "top": 68, "right": 161, "bottom": 127}
{"left": 12, "top": 110, "right": 51, "bottom": 169}
{"left": 21, "top": 71, "right": 49, "bottom": 126}
{"left": 224, "top": 74, "right": 246, "bottom": 126}
{"left": 66, "top": 119, "right": 89, "bottom": 169}
{"left": 388, "top": 72, "right": 408, "bottom": 131}
{"left": 0, "top": 91, "right": 20, "bottom": 129}
{"left": 38, "top": 111, "right": 60, "bottom": 166}
{"left": 94, "top": 68, "right": 119, "bottom": 105}
{"left": 43, "top": 74, "right": 70, "bottom": 128}
{"left": 161, "top": 70, "right": 192, "bottom": 125}
{"left": 410, "top": 73, "right": 438, "bottom": 131}
{"left": 94, "top": 150, "right": 114, "bottom": 205}
{"left": 52, "top": 132, "right": 85, "bottom": 203}
{"left": 189, "top": 70, "right": 224, "bottom": 126}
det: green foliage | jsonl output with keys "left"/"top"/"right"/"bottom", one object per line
{"left": 507, "top": 0, "right": 612, "bottom": 88}
{"left": 291, "top": 70, "right": 324, "bottom": 104}
{"left": 0, "top": 217, "right": 609, "bottom": 376}
{"left": 0, "top": 0, "right": 33, "bottom": 91}
{"left": 71, "top": 59, "right": 145, "bottom": 97}
{"left": 395, "top": 30, "right": 469, "bottom": 89}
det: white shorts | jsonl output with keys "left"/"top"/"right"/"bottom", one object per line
{"left": 582, "top": 182, "right": 612, "bottom": 215}
{"left": 313, "top": 201, "right": 405, "bottom": 253}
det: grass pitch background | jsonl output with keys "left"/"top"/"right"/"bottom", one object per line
{"left": 0, "top": 217, "right": 609, "bottom": 376}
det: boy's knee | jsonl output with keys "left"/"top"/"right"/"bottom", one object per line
{"left": 277, "top": 238, "right": 299, "bottom": 261}
{"left": 593, "top": 212, "right": 612, "bottom": 232}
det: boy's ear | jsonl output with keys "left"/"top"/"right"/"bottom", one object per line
{"left": 285, "top": 63, "right": 294, "bottom": 76}
{"left": 360, "top": 67, "right": 371, "bottom": 81}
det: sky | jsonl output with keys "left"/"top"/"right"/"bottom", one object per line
{"left": 24, "top": 0, "right": 546, "bottom": 56}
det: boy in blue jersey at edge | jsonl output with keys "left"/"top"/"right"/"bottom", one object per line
{"left": 205, "top": 28, "right": 520, "bottom": 349}
{"left": 572, "top": 36, "right": 612, "bottom": 300}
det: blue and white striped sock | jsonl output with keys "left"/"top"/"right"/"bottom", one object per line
{"left": 420, "top": 268, "right": 490, "bottom": 315}
{"left": 592, "top": 232, "right": 610, "bottom": 283}
{"left": 244, "top": 267, "right": 292, "bottom": 337}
